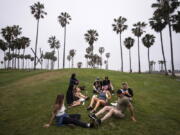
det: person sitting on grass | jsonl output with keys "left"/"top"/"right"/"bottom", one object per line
{"left": 43, "top": 94, "right": 95, "bottom": 128}
{"left": 88, "top": 89, "right": 136, "bottom": 126}
{"left": 87, "top": 89, "right": 111, "bottom": 113}
{"left": 102, "top": 76, "right": 114, "bottom": 93}
{"left": 119, "top": 82, "right": 134, "bottom": 101}
{"left": 71, "top": 86, "right": 89, "bottom": 107}
{"left": 93, "top": 77, "right": 102, "bottom": 93}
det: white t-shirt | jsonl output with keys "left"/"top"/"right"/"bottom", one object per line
{"left": 56, "top": 104, "right": 66, "bottom": 116}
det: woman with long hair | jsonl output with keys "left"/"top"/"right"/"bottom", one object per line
{"left": 43, "top": 94, "right": 94, "bottom": 128}
{"left": 87, "top": 89, "right": 111, "bottom": 113}
{"left": 66, "top": 73, "right": 79, "bottom": 106}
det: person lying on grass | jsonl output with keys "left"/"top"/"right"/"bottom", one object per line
{"left": 88, "top": 89, "right": 136, "bottom": 126}
{"left": 87, "top": 89, "right": 111, "bottom": 113}
{"left": 43, "top": 94, "right": 95, "bottom": 128}
{"left": 71, "top": 86, "right": 89, "bottom": 107}
{"left": 102, "top": 76, "right": 114, "bottom": 93}
{"left": 93, "top": 77, "right": 102, "bottom": 93}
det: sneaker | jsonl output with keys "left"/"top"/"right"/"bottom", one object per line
{"left": 87, "top": 106, "right": 93, "bottom": 111}
{"left": 88, "top": 113, "right": 97, "bottom": 120}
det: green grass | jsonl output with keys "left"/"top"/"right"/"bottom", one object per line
{"left": 0, "top": 69, "right": 180, "bottom": 135}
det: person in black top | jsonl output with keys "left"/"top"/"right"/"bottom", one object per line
{"left": 102, "top": 76, "right": 114, "bottom": 93}
{"left": 93, "top": 77, "right": 102, "bottom": 93}
{"left": 119, "top": 82, "right": 133, "bottom": 100}
{"left": 66, "top": 73, "right": 79, "bottom": 106}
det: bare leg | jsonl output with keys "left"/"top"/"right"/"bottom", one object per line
{"left": 93, "top": 100, "right": 106, "bottom": 111}
{"left": 101, "top": 109, "right": 114, "bottom": 122}
{"left": 71, "top": 101, "right": 81, "bottom": 107}
{"left": 89, "top": 96, "right": 97, "bottom": 107}
{"left": 95, "top": 106, "right": 112, "bottom": 117}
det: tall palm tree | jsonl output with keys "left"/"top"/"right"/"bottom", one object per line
{"left": 152, "top": 0, "right": 180, "bottom": 76}
{"left": 112, "top": 16, "right": 128, "bottom": 72}
{"left": 149, "top": 15, "right": 168, "bottom": 75}
{"left": 142, "top": 34, "right": 156, "bottom": 73}
{"left": 48, "top": 36, "right": 60, "bottom": 69}
{"left": 99, "top": 47, "right": 105, "bottom": 69}
{"left": 85, "top": 47, "right": 92, "bottom": 68}
{"left": 30, "top": 2, "right": 47, "bottom": 70}
{"left": 0, "top": 39, "right": 7, "bottom": 69}
{"left": 58, "top": 12, "right": 71, "bottom": 69}
{"left": 84, "top": 29, "right": 99, "bottom": 55}
{"left": 105, "top": 53, "right": 110, "bottom": 70}
{"left": 69, "top": 49, "right": 76, "bottom": 68}
{"left": 124, "top": 37, "right": 134, "bottom": 73}
{"left": 132, "top": 21, "right": 147, "bottom": 73}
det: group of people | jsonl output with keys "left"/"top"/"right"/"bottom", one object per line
{"left": 43, "top": 73, "right": 136, "bottom": 128}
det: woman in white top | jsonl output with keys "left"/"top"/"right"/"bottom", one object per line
{"left": 43, "top": 94, "right": 94, "bottom": 128}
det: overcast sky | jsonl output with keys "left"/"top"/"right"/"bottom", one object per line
{"left": 0, "top": 0, "right": 179, "bottom": 71}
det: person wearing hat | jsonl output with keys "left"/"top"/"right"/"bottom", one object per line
{"left": 92, "top": 77, "right": 102, "bottom": 93}
{"left": 88, "top": 89, "right": 136, "bottom": 126}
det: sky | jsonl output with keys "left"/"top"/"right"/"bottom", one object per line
{"left": 0, "top": 0, "right": 180, "bottom": 72}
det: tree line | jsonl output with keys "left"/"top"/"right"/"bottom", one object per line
{"left": 0, "top": 0, "right": 179, "bottom": 77}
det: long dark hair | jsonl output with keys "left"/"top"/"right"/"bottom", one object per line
{"left": 55, "top": 94, "right": 64, "bottom": 110}
{"left": 71, "top": 73, "right": 76, "bottom": 80}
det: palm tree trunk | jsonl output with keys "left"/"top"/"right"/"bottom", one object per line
{"left": 18, "top": 50, "right": 20, "bottom": 70}
{"left": 4, "top": 51, "right": 6, "bottom": 69}
{"left": 58, "top": 49, "right": 59, "bottom": 69}
{"left": 72, "top": 57, "right": 74, "bottom": 68}
{"left": 137, "top": 37, "right": 141, "bottom": 73}
{"left": 34, "top": 19, "right": 40, "bottom": 70}
{"left": 7, "top": 48, "right": 10, "bottom": 69}
{"left": 119, "top": 33, "right": 123, "bottom": 72}
{"left": 168, "top": 21, "right": 175, "bottom": 77}
{"left": 129, "top": 49, "right": 132, "bottom": 73}
{"left": 63, "top": 26, "right": 66, "bottom": 69}
{"left": 15, "top": 49, "right": 17, "bottom": 69}
{"left": 23, "top": 49, "right": 25, "bottom": 69}
{"left": 160, "top": 31, "right": 168, "bottom": 75}
{"left": 148, "top": 48, "right": 150, "bottom": 74}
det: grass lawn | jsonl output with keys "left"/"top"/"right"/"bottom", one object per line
{"left": 0, "top": 69, "right": 180, "bottom": 135}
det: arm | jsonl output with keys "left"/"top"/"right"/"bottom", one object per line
{"left": 43, "top": 105, "right": 58, "bottom": 128}
{"left": 106, "top": 91, "right": 112, "bottom": 100}
{"left": 128, "top": 103, "right": 136, "bottom": 122}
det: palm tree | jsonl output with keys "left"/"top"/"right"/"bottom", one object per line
{"left": 58, "top": 12, "right": 71, "bottom": 69}
{"left": 132, "top": 21, "right": 147, "bottom": 73}
{"left": 21, "top": 37, "right": 30, "bottom": 69}
{"left": 84, "top": 29, "right": 99, "bottom": 55}
{"left": 0, "top": 39, "right": 7, "bottom": 69}
{"left": 124, "top": 37, "right": 134, "bottom": 73}
{"left": 152, "top": 0, "right": 180, "bottom": 76}
{"left": 112, "top": 16, "right": 128, "bottom": 72}
{"left": 67, "top": 55, "right": 71, "bottom": 68}
{"left": 69, "top": 49, "right": 76, "bottom": 68}
{"left": 30, "top": 2, "right": 47, "bottom": 70}
{"left": 85, "top": 47, "right": 92, "bottom": 68}
{"left": 105, "top": 53, "right": 110, "bottom": 70}
{"left": 77, "top": 62, "right": 82, "bottom": 68}
{"left": 48, "top": 36, "right": 60, "bottom": 69}
{"left": 142, "top": 34, "right": 156, "bottom": 73}
{"left": 1, "top": 25, "right": 22, "bottom": 68}
{"left": 149, "top": 15, "right": 168, "bottom": 75}
{"left": 158, "top": 60, "right": 165, "bottom": 71}
{"left": 172, "top": 11, "right": 180, "bottom": 32}
{"left": 99, "top": 47, "right": 105, "bottom": 69}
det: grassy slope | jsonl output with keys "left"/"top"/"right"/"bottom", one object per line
{"left": 0, "top": 69, "right": 180, "bottom": 135}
